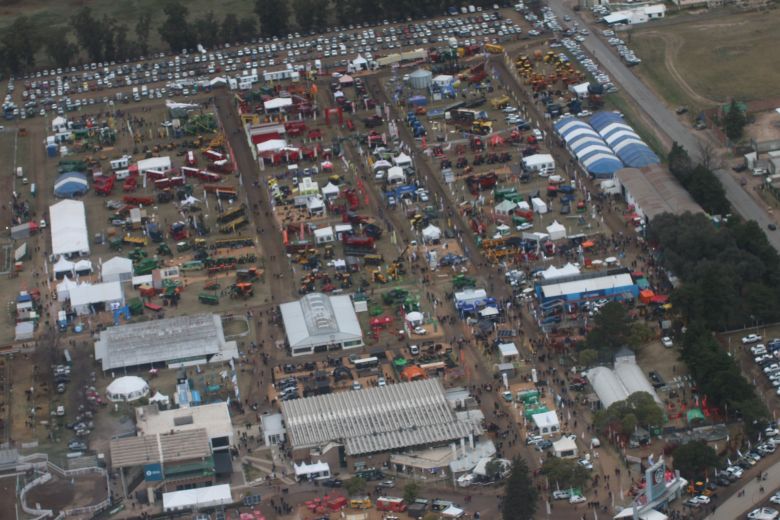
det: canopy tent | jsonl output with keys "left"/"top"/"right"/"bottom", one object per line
{"left": 546, "top": 220, "right": 566, "bottom": 240}
{"left": 15, "top": 321, "right": 34, "bottom": 341}
{"left": 531, "top": 410, "right": 560, "bottom": 436}
{"left": 54, "top": 172, "right": 89, "bottom": 198}
{"left": 162, "top": 485, "right": 232, "bottom": 512}
{"left": 494, "top": 200, "right": 517, "bottom": 215}
{"left": 387, "top": 166, "right": 406, "bottom": 183}
{"left": 405, "top": 311, "right": 424, "bottom": 325}
{"left": 540, "top": 263, "right": 580, "bottom": 280}
{"left": 149, "top": 391, "right": 170, "bottom": 406}
{"left": 489, "top": 134, "right": 505, "bottom": 147}
{"left": 433, "top": 74, "right": 454, "bottom": 87}
{"left": 687, "top": 408, "right": 705, "bottom": 423}
{"left": 101, "top": 256, "right": 133, "bottom": 283}
{"left": 320, "top": 182, "right": 340, "bottom": 199}
{"left": 373, "top": 159, "right": 392, "bottom": 171}
{"left": 421, "top": 224, "right": 441, "bottom": 243}
{"left": 498, "top": 342, "right": 519, "bottom": 360}
{"left": 106, "top": 376, "right": 150, "bottom": 402}
{"left": 479, "top": 306, "right": 499, "bottom": 318}
{"left": 338, "top": 74, "right": 354, "bottom": 85}
{"left": 263, "top": 97, "right": 293, "bottom": 111}
{"left": 54, "top": 257, "right": 75, "bottom": 275}
{"left": 256, "top": 139, "right": 287, "bottom": 153}
{"left": 393, "top": 153, "right": 412, "bottom": 167}
{"left": 74, "top": 259, "right": 93, "bottom": 274}
{"left": 293, "top": 460, "right": 331, "bottom": 480}
{"left": 57, "top": 275, "right": 78, "bottom": 301}
{"left": 50, "top": 200, "right": 90, "bottom": 258}
{"left": 352, "top": 55, "right": 369, "bottom": 70}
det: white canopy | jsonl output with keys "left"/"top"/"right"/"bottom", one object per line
{"left": 50, "top": 200, "right": 89, "bottom": 257}
{"left": 106, "top": 376, "right": 150, "bottom": 402}
{"left": 422, "top": 224, "right": 441, "bottom": 242}
{"left": 546, "top": 220, "right": 567, "bottom": 240}
{"left": 293, "top": 460, "right": 331, "bottom": 478}
{"left": 149, "top": 391, "right": 170, "bottom": 405}
{"left": 405, "top": 311, "right": 424, "bottom": 324}
{"left": 498, "top": 342, "right": 519, "bottom": 359}
{"left": 541, "top": 263, "right": 581, "bottom": 280}
{"left": 15, "top": 321, "right": 34, "bottom": 341}
{"left": 495, "top": 200, "right": 517, "bottom": 214}
{"left": 54, "top": 257, "right": 75, "bottom": 274}
{"left": 163, "top": 484, "right": 232, "bottom": 512}
{"left": 264, "top": 97, "right": 293, "bottom": 111}
{"left": 74, "top": 259, "right": 93, "bottom": 272}
{"left": 480, "top": 306, "right": 499, "bottom": 317}
{"left": 57, "top": 275, "right": 78, "bottom": 301}
{"left": 257, "top": 139, "right": 287, "bottom": 153}
{"left": 393, "top": 152, "right": 412, "bottom": 167}
{"left": 433, "top": 74, "right": 454, "bottom": 86}
{"left": 102, "top": 256, "right": 133, "bottom": 283}
{"left": 387, "top": 166, "right": 405, "bottom": 182}
{"left": 321, "top": 182, "right": 340, "bottom": 197}
{"left": 373, "top": 159, "right": 392, "bottom": 171}
{"left": 313, "top": 226, "right": 334, "bottom": 239}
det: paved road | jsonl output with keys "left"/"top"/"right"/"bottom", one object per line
{"left": 546, "top": 0, "right": 780, "bottom": 251}
{"left": 705, "top": 460, "right": 780, "bottom": 519}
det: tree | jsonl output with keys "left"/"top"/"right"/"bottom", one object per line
{"left": 672, "top": 441, "right": 719, "bottom": 480}
{"left": 194, "top": 11, "right": 219, "bottom": 49}
{"left": 502, "top": 458, "right": 537, "bottom": 520}
{"left": 594, "top": 392, "right": 664, "bottom": 436}
{"left": 135, "top": 12, "right": 152, "bottom": 56}
{"left": 723, "top": 99, "right": 747, "bottom": 142}
{"left": 403, "top": 481, "right": 420, "bottom": 504}
{"left": 294, "top": 0, "right": 328, "bottom": 33}
{"left": 668, "top": 142, "right": 694, "bottom": 185}
{"left": 158, "top": 0, "right": 196, "bottom": 52}
{"left": 686, "top": 165, "right": 730, "bottom": 215}
{"left": 255, "top": 0, "right": 290, "bottom": 37}
{"left": 71, "top": 7, "right": 104, "bottom": 62}
{"left": 697, "top": 140, "right": 718, "bottom": 172}
{"left": 585, "top": 302, "right": 634, "bottom": 357}
{"left": 541, "top": 458, "right": 590, "bottom": 490}
{"left": 221, "top": 14, "right": 241, "bottom": 44}
{"left": 344, "top": 477, "right": 366, "bottom": 496}
{"left": 0, "top": 16, "right": 41, "bottom": 73}
{"left": 237, "top": 19, "right": 257, "bottom": 42}
{"left": 44, "top": 29, "right": 77, "bottom": 69}
{"left": 577, "top": 348, "right": 598, "bottom": 368}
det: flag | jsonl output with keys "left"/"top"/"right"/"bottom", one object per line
{"left": 737, "top": 448, "right": 743, "bottom": 458}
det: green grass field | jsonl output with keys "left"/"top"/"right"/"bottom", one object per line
{"left": 631, "top": 9, "right": 780, "bottom": 110}
{"left": 0, "top": 0, "right": 259, "bottom": 53}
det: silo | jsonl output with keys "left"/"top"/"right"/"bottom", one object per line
{"left": 408, "top": 69, "right": 433, "bottom": 90}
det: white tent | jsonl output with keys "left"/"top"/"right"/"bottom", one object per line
{"left": 480, "top": 306, "right": 499, "bottom": 318}
{"left": 101, "top": 257, "right": 134, "bottom": 283}
{"left": 53, "top": 257, "right": 75, "bottom": 276}
{"left": 387, "top": 166, "right": 406, "bottom": 183}
{"left": 569, "top": 82, "right": 590, "bottom": 98}
{"left": 306, "top": 196, "right": 325, "bottom": 215}
{"left": 498, "top": 342, "right": 519, "bottom": 360}
{"left": 531, "top": 197, "right": 548, "bottom": 215}
{"left": 540, "top": 263, "right": 580, "bottom": 280}
{"left": 405, "top": 311, "right": 424, "bottom": 326}
{"left": 163, "top": 485, "right": 232, "bottom": 512}
{"left": 74, "top": 259, "right": 93, "bottom": 274}
{"left": 263, "top": 97, "right": 293, "bottom": 111}
{"left": 352, "top": 55, "right": 369, "bottom": 70}
{"left": 441, "top": 506, "right": 466, "bottom": 519}
{"left": 546, "top": 220, "right": 567, "bottom": 240}
{"left": 421, "top": 224, "right": 442, "bottom": 243}
{"left": 15, "top": 321, "right": 34, "bottom": 341}
{"left": 50, "top": 200, "right": 90, "bottom": 258}
{"left": 552, "top": 436, "right": 578, "bottom": 458}
{"left": 293, "top": 460, "right": 331, "bottom": 480}
{"left": 57, "top": 275, "right": 78, "bottom": 302}
{"left": 69, "top": 281, "right": 124, "bottom": 315}
{"left": 433, "top": 74, "right": 454, "bottom": 87}
{"left": 393, "top": 152, "right": 412, "bottom": 167}
{"left": 494, "top": 199, "right": 517, "bottom": 215}
{"left": 373, "top": 159, "right": 392, "bottom": 171}
{"left": 313, "top": 226, "right": 335, "bottom": 244}
{"left": 106, "top": 376, "right": 150, "bottom": 402}
{"left": 531, "top": 410, "right": 560, "bottom": 436}
{"left": 257, "top": 139, "right": 287, "bottom": 153}
{"left": 321, "top": 182, "right": 340, "bottom": 199}
{"left": 51, "top": 116, "right": 67, "bottom": 133}
{"left": 149, "top": 391, "right": 170, "bottom": 406}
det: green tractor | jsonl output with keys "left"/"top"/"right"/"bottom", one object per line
{"left": 157, "top": 243, "right": 172, "bottom": 256}
{"left": 134, "top": 258, "right": 158, "bottom": 276}
{"left": 382, "top": 288, "right": 409, "bottom": 306}
{"left": 453, "top": 274, "right": 477, "bottom": 290}
{"left": 199, "top": 292, "right": 219, "bottom": 305}
{"left": 128, "top": 247, "right": 148, "bottom": 262}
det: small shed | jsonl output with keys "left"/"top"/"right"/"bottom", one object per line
{"left": 433, "top": 74, "right": 454, "bottom": 87}
{"left": 313, "top": 226, "right": 335, "bottom": 244}
{"left": 531, "top": 197, "right": 548, "bottom": 215}
{"left": 498, "top": 342, "right": 519, "bottom": 361}
{"left": 15, "top": 321, "right": 34, "bottom": 341}
{"left": 546, "top": 221, "right": 566, "bottom": 241}
{"left": 101, "top": 257, "right": 134, "bottom": 283}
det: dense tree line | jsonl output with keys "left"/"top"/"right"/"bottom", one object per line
{"left": 668, "top": 142, "right": 731, "bottom": 216}
{"left": 0, "top": 0, "right": 506, "bottom": 74}
{"left": 649, "top": 213, "right": 775, "bottom": 434}
{"left": 580, "top": 301, "right": 654, "bottom": 364}
{"left": 593, "top": 392, "right": 665, "bottom": 436}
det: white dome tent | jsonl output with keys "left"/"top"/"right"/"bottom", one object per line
{"left": 106, "top": 376, "right": 150, "bottom": 402}
{"left": 405, "top": 311, "right": 424, "bottom": 326}
{"left": 545, "top": 220, "right": 567, "bottom": 241}
{"left": 421, "top": 224, "right": 442, "bottom": 243}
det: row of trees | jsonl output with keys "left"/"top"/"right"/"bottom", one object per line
{"left": 668, "top": 142, "right": 731, "bottom": 216}
{"left": 593, "top": 392, "right": 665, "bottom": 437}
{"left": 649, "top": 213, "right": 774, "bottom": 435}
{"left": 0, "top": 0, "right": 508, "bottom": 74}
{"left": 579, "top": 301, "right": 654, "bottom": 365}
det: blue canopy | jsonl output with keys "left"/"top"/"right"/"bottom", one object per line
{"left": 589, "top": 112, "right": 659, "bottom": 168}
{"left": 54, "top": 172, "right": 88, "bottom": 198}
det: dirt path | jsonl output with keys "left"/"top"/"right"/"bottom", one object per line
{"left": 639, "top": 31, "right": 721, "bottom": 107}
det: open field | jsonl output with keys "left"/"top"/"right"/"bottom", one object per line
{"left": 631, "top": 9, "right": 780, "bottom": 111}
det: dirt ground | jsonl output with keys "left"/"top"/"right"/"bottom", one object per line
{"left": 631, "top": 9, "right": 780, "bottom": 109}
{"left": 746, "top": 110, "right": 780, "bottom": 143}
{"left": 24, "top": 471, "right": 107, "bottom": 514}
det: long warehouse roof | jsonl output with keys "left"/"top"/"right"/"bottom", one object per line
{"left": 281, "top": 379, "right": 483, "bottom": 455}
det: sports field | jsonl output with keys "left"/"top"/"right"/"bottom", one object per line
{"left": 631, "top": 9, "right": 780, "bottom": 110}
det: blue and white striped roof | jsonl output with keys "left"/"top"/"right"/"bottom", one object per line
{"left": 553, "top": 117, "right": 623, "bottom": 177}
{"left": 589, "top": 112, "right": 659, "bottom": 168}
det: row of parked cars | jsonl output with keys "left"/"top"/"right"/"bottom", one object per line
{"left": 603, "top": 31, "right": 641, "bottom": 66}
{"left": 558, "top": 37, "right": 617, "bottom": 93}
{"left": 748, "top": 338, "right": 780, "bottom": 395}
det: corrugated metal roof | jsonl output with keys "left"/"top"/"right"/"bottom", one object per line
{"left": 281, "top": 379, "right": 483, "bottom": 455}
{"left": 615, "top": 165, "right": 702, "bottom": 220}
{"left": 109, "top": 429, "right": 210, "bottom": 468}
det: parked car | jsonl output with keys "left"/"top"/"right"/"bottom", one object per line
{"left": 552, "top": 490, "right": 570, "bottom": 500}
{"left": 743, "top": 334, "right": 763, "bottom": 344}
{"left": 569, "top": 495, "right": 586, "bottom": 504}
{"left": 661, "top": 337, "right": 673, "bottom": 348}
{"left": 323, "top": 478, "right": 343, "bottom": 488}
{"left": 748, "top": 507, "right": 779, "bottom": 520}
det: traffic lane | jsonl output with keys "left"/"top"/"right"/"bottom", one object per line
{"left": 706, "top": 459, "right": 780, "bottom": 520}
{"left": 547, "top": 0, "right": 780, "bottom": 250}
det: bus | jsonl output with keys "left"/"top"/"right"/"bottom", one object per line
{"left": 376, "top": 497, "right": 407, "bottom": 512}
{"left": 353, "top": 357, "right": 379, "bottom": 371}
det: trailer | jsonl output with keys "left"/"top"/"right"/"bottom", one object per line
{"left": 219, "top": 216, "right": 248, "bottom": 234}
{"left": 198, "top": 292, "right": 219, "bottom": 305}
{"left": 123, "top": 195, "right": 154, "bottom": 205}
{"left": 217, "top": 205, "right": 246, "bottom": 224}
{"left": 123, "top": 235, "right": 148, "bottom": 247}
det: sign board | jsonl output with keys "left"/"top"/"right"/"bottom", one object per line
{"left": 645, "top": 460, "right": 666, "bottom": 501}
{"left": 144, "top": 463, "right": 163, "bottom": 481}
{"left": 243, "top": 495, "right": 261, "bottom": 506}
